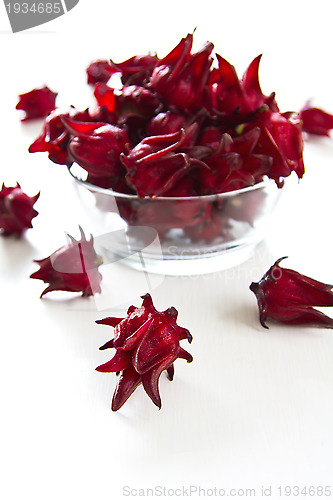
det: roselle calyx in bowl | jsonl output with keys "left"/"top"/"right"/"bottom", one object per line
{"left": 30, "top": 33, "right": 305, "bottom": 275}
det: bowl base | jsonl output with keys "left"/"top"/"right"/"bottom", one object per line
{"left": 114, "top": 242, "right": 258, "bottom": 276}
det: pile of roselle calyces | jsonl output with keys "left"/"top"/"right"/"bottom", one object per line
{"left": 27, "top": 33, "right": 307, "bottom": 243}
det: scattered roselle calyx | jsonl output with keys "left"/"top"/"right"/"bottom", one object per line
{"left": 0, "top": 183, "right": 39, "bottom": 237}
{"left": 299, "top": 102, "right": 333, "bottom": 137}
{"left": 28, "top": 33, "right": 308, "bottom": 198}
{"left": 16, "top": 86, "right": 57, "bottom": 121}
{"left": 250, "top": 257, "right": 333, "bottom": 329}
{"left": 30, "top": 227, "right": 103, "bottom": 298}
{"left": 96, "top": 293, "right": 193, "bottom": 411}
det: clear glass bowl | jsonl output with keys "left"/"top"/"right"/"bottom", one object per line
{"left": 69, "top": 164, "right": 282, "bottom": 275}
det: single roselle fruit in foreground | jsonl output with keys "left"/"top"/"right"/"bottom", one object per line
{"left": 30, "top": 227, "right": 103, "bottom": 297}
{"left": 299, "top": 102, "right": 333, "bottom": 137}
{"left": 250, "top": 257, "right": 333, "bottom": 329}
{"left": 96, "top": 293, "right": 193, "bottom": 411}
{"left": 16, "top": 86, "right": 57, "bottom": 121}
{"left": 0, "top": 183, "right": 39, "bottom": 237}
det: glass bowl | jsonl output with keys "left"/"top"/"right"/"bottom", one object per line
{"left": 69, "top": 164, "right": 282, "bottom": 275}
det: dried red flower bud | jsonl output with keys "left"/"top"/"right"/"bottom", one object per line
{"left": 256, "top": 112, "right": 305, "bottom": 182}
{"left": 299, "top": 102, "right": 333, "bottom": 136}
{"left": 196, "top": 129, "right": 272, "bottom": 194}
{"left": 30, "top": 227, "right": 103, "bottom": 298}
{"left": 146, "top": 111, "right": 187, "bottom": 136}
{"left": 16, "top": 86, "right": 57, "bottom": 121}
{"left": 250, "top": 257, "right": 333, "bottom": 329}
{"left": 96, "top": 293, "right": 192, "bottom": 411}
{"left": 111, "top": 53, "right": 159, "bottom": 86}
{"left": 150, "top": 34, "right": 214, "bottom": 112}
{"left": 0, "top": 183, "right": 39, "bottom": 237}
{"left": 116, "top": 85, "right": 161, "bottom": 119}
{"left": 62, "top": 118, "right": 130, "bottom": 180}
{"left": 114, "top": 85, "right": 162, "bottom": 123}
{"left": 86, "top": 60, "right": 116, "bottom": 85}
{"left": 121, "top": 125, "right": 203, "bottom": 197}
{"left": 208, "top": 55, "right": 278, "bottom": 124}
{"left": 29, "top": 107, "right": 91, "bottom": 165}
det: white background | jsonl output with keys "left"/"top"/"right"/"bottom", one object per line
{"left": 1, "top": 1, "right": 333, "bottom": 499}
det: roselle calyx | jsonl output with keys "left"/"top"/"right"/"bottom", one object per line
{"left": 250, "top": 257, "right": 333, "bottom": 329}
{"left": 16, "top": 86, "right": 57, "bottom": 121}
{"left": 30, "top": 227, "right": 103, "bottom": 297}
{"left": 62, "top": 118, "right": 130, "bottom": 183}
{"left": 86, "top": 60, "right": 116, "bottom": 85}
{"left": 94, "top": 83, "right": 161, "bottom": 125}
{"left": 113, "top": 54, "right": 160, "bottom": 86}
{"left": 150, "top": 34, "right": 214, "bottom": 113}
{"left": 299, "top": 102, "right": 333, "bottom": 137}
{"left": 96, "top": 293, "right": 193, "bottom": 411}
{"left": 208, "top": 54, "right": 278, "bottom": 124}
{"left": 0, "top": 183, "right": 39, "bottom": 237}
{"left": 29, "top": 107, "right": 92, "bottom": 165}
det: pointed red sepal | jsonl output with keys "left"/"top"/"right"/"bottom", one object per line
{"left": 96, "top": 350, "right": 130, "bottom": 373}
{"left": 111, "top": 365, "right": 142, "bottom": 412}
{"left": 96, "top": 317, "right": 124, "bottom": 327}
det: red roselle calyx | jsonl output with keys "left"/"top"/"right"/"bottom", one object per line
{"left": 121, "top": 125, "right": 204, "bottom": 197}
{"left": 299, "top": 102, "right": 333, "bottom": 137}
{"left": 250, "top": 257, "right": 333, "bottom": 329}
{"left": 0, "top": 183, "right": 39, "bottom": 237}
{"left": 62, "top": 117, "right": 130, "bottom": 187}
{"left": 150, "top": 34, "right": 214, "bottom": 113}
{"left": 16, "top": 86, "right": 57, "bottom": 121}
{"left": 30, "top": 227, "right": 103, "bottom": 297}
{"left": 96, "top": 293, "right": 193, "bottom": 411}
{"left": 86, "top": 60, "right": 116, "bottom": 85}
{"left": 29, "top": 107, "right": 92, "bottom": 166}
{"left": 110, "top": 54, "right": 160, "bottom": 86}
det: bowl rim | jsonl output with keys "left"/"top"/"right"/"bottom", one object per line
{"left": 68, "top": 163, "right": 278, "bottom": 202}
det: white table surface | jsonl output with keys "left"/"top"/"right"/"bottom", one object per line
{"left": 1, "top": 2, "right": 333, "bottom": 499}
